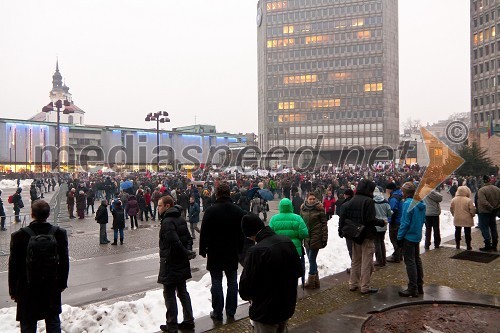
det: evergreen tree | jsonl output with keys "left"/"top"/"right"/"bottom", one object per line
{"left": 456, "top": 143, "right": 493, "bottom": 176}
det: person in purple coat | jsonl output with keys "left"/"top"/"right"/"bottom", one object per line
{"left": 127, "top": 195, "right": 139, "bottom": 229}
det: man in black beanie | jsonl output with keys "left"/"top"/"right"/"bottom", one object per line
{"left": 239, "top": 213, "right": 302, "bottom": 333}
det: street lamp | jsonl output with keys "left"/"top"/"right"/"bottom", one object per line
{"left": 42, "top": 99, "right": 73, "bottom": 172}
{"left": 145, "top": 111, "right": 170, "bottom": 172}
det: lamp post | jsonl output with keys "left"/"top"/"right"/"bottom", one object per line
{"left": 42, "top": 99, "right": 73, "bottom": 172}
{"left": 145, "top": 111, "right": 170, "bottom": 172}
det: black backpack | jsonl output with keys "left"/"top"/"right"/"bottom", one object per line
{"left": 22, "top": 226, "right": 59, "bottom": 285}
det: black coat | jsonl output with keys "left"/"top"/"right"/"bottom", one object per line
{"left": 111, "top": 207, "right": 126, "bottom": 230}
{"left": 8, "top": 222, "right": 69, "bottom": 322}
{"left": 95, "top": 204, "right": 108, "bottom": 224}
{"left": 239, "top": 227, "right": 302, "bottom": 324}
{"left": 158, "top": 206, "right": 193, "bottom": 285}
{"left": 339, "top": 193, "right": 384, "bottom": 244}
{"left": 199, "top": 197, "right": 246, "bottom": 271}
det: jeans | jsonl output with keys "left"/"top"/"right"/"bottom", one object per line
{"left": 189, "top": 222, "right": 198, "bottom": 239}
{"left": 153, "top": 202, "right": 158, "bottom": 220}
{"left": 306, "top": 248, "right": 319, "bottom": 275}
{"left": 402, "top": 239, "right": 424, "bottom": 292}
{"left": 14, "top": 206, "right": 21, "bottom": 222}
{"left": 99, "top": 223, "right": 109, "bottom": 243}
{"left": 86, "top": 203, "right": 94, "bottom": 214}
{"left": 21, "top": 314, "right": 61, "bottom": 333}
{"left": 210, "top": 269, "right": 238, "bottom": 318}
{"left": 478, "top": 212, "right": 498, "bottom": 246}
{"left": 251, "top": 319, "right": 289, "bottom": 333}
{"left": 388, "top": 223, "right": 402, "bottom": 260}
{"left": 1, "top": 216, "right": 6, "bottom": 230}
{"left": 130, "top": 215, "right": 138, "bottom": 229}
{"left": 424, "top": 215, "right": 441, "bottom": 248}
{"left": 163, "top": 282, "right": 194, "bottom": 329}
{"left": 113, "top": 228, "right": 124, "bottom": 242}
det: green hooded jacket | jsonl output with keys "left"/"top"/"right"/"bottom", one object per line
{"left": 269, "top": 198, "right": 309, "bottom": 255}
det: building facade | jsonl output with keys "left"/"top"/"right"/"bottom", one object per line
{"left": 257, "top": 0, "right": 399, "bottom": 165}
{"left": 470, "top": 0, "right": 500, "bottom": 165}
{"left": 0, "top": 119, "right": 251, "bottom": 172}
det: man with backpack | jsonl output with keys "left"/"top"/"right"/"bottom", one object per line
{"left": 8, "top": 200, "right": 69, "bottom": 333}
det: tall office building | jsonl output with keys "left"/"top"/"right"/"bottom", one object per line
{"left": 471, "top": 0, "right": 500, "bottom": 129}
{"left": 471, "top": 0, "right": 500, "bottom": 165}
{"left": 257, "top": 0, "right": 399, "bottom": 165}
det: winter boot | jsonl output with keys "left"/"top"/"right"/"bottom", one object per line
{"left": 492, "top": 239, "right": 498, "bottom": 252}
{"left": 120, "top": 238, "right": 124, "bottom": 245}
{"left": 465, "top": 233, "right": 472, "bottom": 250}
{"left": 479, "top": 240, "right": 492, "bottom": 252}
{"left": 111, "top": 240, "right": 117, "bottom": 245}
{"left": 455, "top": 239, "right": 460, "bottom": 249}
{"left": 304, "top": 274, "right": 318, "bottom": 289}
{"left": 314, "top": 273, "right": 320, "bottom": 289}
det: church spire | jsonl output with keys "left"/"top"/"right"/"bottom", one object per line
{"left": 52, "top": 59, "right": 63, "bottom": 89}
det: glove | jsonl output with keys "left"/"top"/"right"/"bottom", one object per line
{"left": 322, "top": 241, "right": 327, "bottom": 248}
{"left": 187, "top": 251, "right": 196, "bottom": 260}
{"left": 397, "top": 239, "right": 404, "bottom": 249}
{"left": 338, "top": 231, "right": 344, "bottom": 238}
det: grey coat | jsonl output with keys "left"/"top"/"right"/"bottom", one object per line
{"left": 423, "top": 190, "right": 442, "bottom": 216}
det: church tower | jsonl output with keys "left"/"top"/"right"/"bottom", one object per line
{"left": 43, "top": 60, "right": 86, "bottom": 125}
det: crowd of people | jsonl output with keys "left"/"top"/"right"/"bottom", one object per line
{"left": 2, "top": 166, "right": 499, "bottom": 333}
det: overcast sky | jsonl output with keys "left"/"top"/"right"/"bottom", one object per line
{"left": 0, "top": 0, "right": 469, "bottom": 134}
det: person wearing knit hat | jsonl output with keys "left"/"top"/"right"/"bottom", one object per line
{"left": 241, "top": 213, "right": 265, "bottom": 238}
{"left": 239, "top": 213, "right": 302, "bottom": 332}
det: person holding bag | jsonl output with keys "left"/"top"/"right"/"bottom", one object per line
{"left": 340, "top": 180, "right": 385, "bottom": 295}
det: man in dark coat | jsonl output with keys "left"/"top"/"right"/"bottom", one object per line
{"left": 157, "top": 195, "right": 196, "bottom": 333}
{"left": 340, "top": 180, "right": 385, "bottom": 295}
{"left": 13, "top": 187, "right": 24, "bottom": 223}
{"left": 8, "top": 200, "right": 69, "bottom": 332}
{"left": 239, "top": 214, "right": 302, "bottom": 332}
{"left": 177, "top": 190, "right": 189, "bottom": 220}
{"left": 95, "top": 200, "right": 110, "bottom": 244}
{"left": 199, "top": 183, "right": 246, "bottom": 322}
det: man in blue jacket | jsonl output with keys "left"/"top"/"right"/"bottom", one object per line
{"left": 386, "top": 183, "right": 403, "bottom": 263}
{"left": 397, "top": 182, "right": 426, "bottom": 297}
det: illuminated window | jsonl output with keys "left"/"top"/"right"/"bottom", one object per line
{"left": 283, "top": 25, "right": 294, "bottom": 34}
{"left": 364, "top": 83, "right": 383, "bottom": 92}
{"left": 474, "top": 33, "right": 478, "bottom": 45}
{"left": 267, "top": 38, "right": 295, "bottom": 48}
{"left": 278, "top": 102, "right": 295, "bottom": 110}
{"left": 310, "top": 99, "right": 341, "bottom": 108}
{"left": 283, "top": 74, "right": 318, "bottom": 84}
{"left": 278, "top": 114, "right": 305, "bottom": 122}
{"left": 352, "top": 18, "right": 364, "bottom": 27}
{"left": 492, "top": 26, "right": 496, "bottom": 37}
{"left": 357, "top": 31, "right": 371, "bottom": 39}
{"left": 479, "top": 31, "right": 484, "bottom": 43}
{"left": 267, "top": 1, "right": 288, "bottom": 11}
{"left": 305, "top": 35, "right": 328, "bottom": 44}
